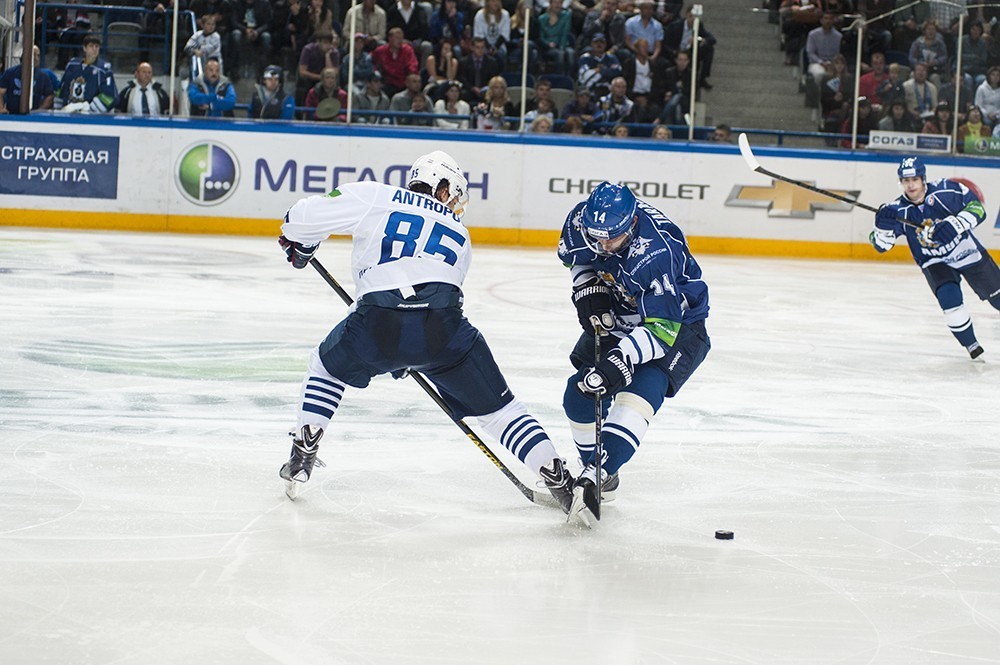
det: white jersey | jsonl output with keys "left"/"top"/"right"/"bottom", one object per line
{"left": 281, "top": 181, "right": 472, "bottom": 299}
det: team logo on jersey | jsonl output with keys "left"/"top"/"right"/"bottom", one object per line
{"left": 725, "top": 179, "right": 858, "bottom": 218}
{"left": 627, "top": 235, "right": 651, "bottom": 258}
{"left": 175, "top": 141, "right": 240, "bottom": 206}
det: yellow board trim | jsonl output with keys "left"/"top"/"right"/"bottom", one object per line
{"left": 2, "top": 208, "right": 997, "bottom": 263}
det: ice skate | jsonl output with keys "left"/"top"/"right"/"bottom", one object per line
{"left": 539, "top": 458, "right": 575, "bottom": 514}
{"left": 567, "top": 464, "right": 617, "bottom": 527}
{"left": 967, "top": 342, "right": 985, "bottom": 360}
{"left": 279, "top": 425, "right": 325, "bottom": 500}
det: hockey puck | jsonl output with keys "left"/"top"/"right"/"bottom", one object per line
{"left": 715, "top": 530, "right": 734, "bottom": 540}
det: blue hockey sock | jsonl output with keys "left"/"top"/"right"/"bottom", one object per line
{"left": 936, "top": 282, "right": 978, "bottom": 349}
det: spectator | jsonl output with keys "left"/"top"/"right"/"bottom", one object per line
{"left": 655, "top": 49, "right": 692, "bottom": 125}
{"left": 562, "top": 114, "right": 585, "bottom": 134}
{"left": 372, "top": 27, "right": 420, "bottom": 96}
{"left": 538, "top": 0, "right": 575, "bottom": 76}
{"left": 389, "top": 72, "right": 433, "bottom": 120}
{"left": 882, "top": 62, "right": 907, "bottom": 107}
{"left": 582, "top": 0, "right": 628, "bottom": 61}
{"left": 426, "top": 36, "right": 460, "bottom": 85}
{"left": 388, "top": 0, "right": 432, "bottom": 66}
{"left": 839, "top": 96, "right": 878, "bottom": 147}
{"left": 878, "top": 98, "right": 921, "bottom": 132}
{"left": 922, "top": 100, "right": 954, "bottom": 135}
{"left": 820, "top": 53, "right": 852, "bottom": 134}
{"left": 957, "top": 105, "right": 990, "bottom": 151}
{"left": 596, "top": 76, "right": 635, "bottom": 132}
{"left": 185, "top": 13, "right": 224, "bottom": 79}
{"left": 343, "top": 0, "right": 388, "bottom": 47}
{"left": 456, "top": 37, "right": 502, "bottom": 102}
{"left": 351, "top": 70, "right": 391, "bottom": 122}
{"left": 433, "top": 80, "right": 471, "bottom": 128}
{"left": 340, "top": 33, "right": 375, "bottom": 90}
{"left": 140, "top": 0, "right": 187, "bottom": 64}
{"left": 974, "top": 66, "right": 1000, "bottom": 127}
{"left": 938, "top": 77, "right": 973, "bottom": 125}
{"left": 0, "top": 46, "right": 55, "bottom": 114}
{"left": 858, "top": 51, "right": 891, "bottom": 107}
{"left": 711, "top": 123, "right": 732, "bottom": 142}
{"left": 664, "top": 4, "right": 716, "bottom": 89}
{"left": 305, "top": 66, "right": 348, "bottom": 120}
{"left": 473, "top": 75, "right": 515, "bottom": 130}
{"left": 530, "top": 115, "right": 554, "bottom": 132}
{"left": 474, "top": 0, "right": 510, "bottom": 64}
{"left": 190, "top": 0, "right": 234, "bottom": 59}
{"left": 249, "top": 65, "right": 295, "bottom": 119}
{"left": 296, "top": 31, "right": 340, "bottom": 110}
{"left": 804, "top": 11, "right": 842, "bottom": 87}
{"left": 903, "top": 62, "right": 938, "bottom": 121}
{"left": 778, "top": 0, "right": 821, "bottom": 67}
{"left": 229, "top": 0, "right": 274, "bottom": 81}
{"left": 398, "top": 91, "right": 435, "bottom": 125}
{"left": 55, "top": 34, "right": 117, "bottom": 114}
{"left": 577, "top": 33, "right": 623, "bottom": 96}
{"left": 290, "top": 0, "right": 337, "bottom": 51}
{"left": 524, "top": 78, "right": 556, "bottom": 115}
{"left": 115, "top": 61, "right": 169, "bottom": 115}
{"left": 651, "top": 123, "right": 672, "bottom": 139}
{"left": 624, "top": 0, "right": 663, "bottom": 63}
{"left": 188, "top": 57, "right": 237, "bottom": 117}
{"left": 907, "top": 20, "right": 948, "bottom": 86}
{"left": 54, "top": 1, "right": 91, "bottom": 69}
{"left": 631, "top": 91, "right": 659, "bottom": 123}
{"left": 508, "top": 0, "right": 539, "bottom": 74}
{"left": 524, "top": 96, "right": 556, "bottom": 124}
{"left": 561, "top": 86, "right": 600, "bottom": 132}
{"left": 961, "top": 20, "right": 989, "bottom": 91}
{"left": 611, "top": 123, "right": 630, "bottom": 137}
{"left": 429, "top": 0, "right": 465, "bottom": 44}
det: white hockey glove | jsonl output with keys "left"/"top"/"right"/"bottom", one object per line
{"left": 869, "top": 228, "right": 895, "bottom": 253}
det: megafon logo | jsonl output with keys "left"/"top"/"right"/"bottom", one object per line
{"left": 175, "top": 142, "right": 239, "bottom": 205}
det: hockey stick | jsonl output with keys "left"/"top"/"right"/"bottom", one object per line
{"left": 737, "top": 133, "right": 923, "bottom": 229}
{"left": 590, "top": 325, "right": 604, "bottom": 521}
{"left": 307, "top": 257, "right": 558, "bottom": 508}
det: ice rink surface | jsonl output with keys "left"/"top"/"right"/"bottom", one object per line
{"left": 1, "top": 228, "right": 999, "bottom": 664}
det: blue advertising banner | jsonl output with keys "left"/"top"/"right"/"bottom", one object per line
{"left": 0, "top": 132, "right": 120, "bottom": 199}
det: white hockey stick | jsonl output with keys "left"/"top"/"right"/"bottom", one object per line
{"left": 737, "top": 133, "right": 922, "bottom": 229}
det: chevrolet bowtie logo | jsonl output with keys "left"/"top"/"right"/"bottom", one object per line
{"left": 725, "top": 179, "right": 860, "bottom": 218}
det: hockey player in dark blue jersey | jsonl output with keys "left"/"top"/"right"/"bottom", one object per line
{"left": 54, "top": 34, "right": 117, "bottom": 113}
{"left": 558, "top": 182, "right": 711, "bottom": 525}
{"left": 869, "top": 156, "right": 1000, "bottom": 359}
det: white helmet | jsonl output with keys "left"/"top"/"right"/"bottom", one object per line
{"left": 407, "top": 150, "right": 469, "bottom": 219}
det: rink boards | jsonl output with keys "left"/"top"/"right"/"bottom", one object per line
{"left": 1, "top": 114, "right": 999, "bottom": 259}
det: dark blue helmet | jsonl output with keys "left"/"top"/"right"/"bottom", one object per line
{"left": 897, "top": 156, "right": 926, "bottom": 180}
{"left": 581, "top": 182, "right": 638, "bottom": 255}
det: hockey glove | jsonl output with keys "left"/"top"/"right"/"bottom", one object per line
{"left": 577, "top": 347, "right": 633, "bottom": 397}
{"left": 923, "top": 215, "right": 969, "bottom": 246}
{"left": 278, "top": 235, "right": 319, "bottom": 269}
{"left": 874, "top": 204, "right": 899, "bottom": 230}
{"left": 572, "top": 276, "right": 615, "bottom": 335}
{"left": 869, "top": 228, "right": 894, "bottom": 253}
{"left": 390, "top": 368, "right": 410, "bottom": 380}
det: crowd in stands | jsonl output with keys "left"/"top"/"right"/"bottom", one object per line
{"left": 2, "top": 0, "right": 728, "bottom": 138}
{"left": 775, "top": 1, "right": 1000, "bottom": 150}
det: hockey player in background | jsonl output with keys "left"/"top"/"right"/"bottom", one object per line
{"left": 870, "top": 156, "right": 1000, "bottom": 359}
{"left": 276, "top": 151, "right": 576, "bottom": 513}
{"left": 54, "top": 34, "right": 117, "bottom": 113}
{"left": 558, "top": 182, "right": 711, "bottom": 526}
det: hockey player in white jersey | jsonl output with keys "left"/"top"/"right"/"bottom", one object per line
{"left": 870, "top": 156, "right": 1000, "bottom": 359}
{"left": 277, "top": 151, "right": 575, "bottom": 512}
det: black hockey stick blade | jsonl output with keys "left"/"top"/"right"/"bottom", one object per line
{"left": 307, "top": 257, "right": 559, "bottom": 509}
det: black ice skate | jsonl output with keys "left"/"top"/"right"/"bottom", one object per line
{"left": 967, "top": 342, "right": 985, "bottom": 360}
{"left": 567, "top": 464, "right": 619, "bottom": 528}
{"left": 539, "top": 458, "right": 575, "bottom": 514}
{"left": 279, "top": 425, "right": 325, "bottom": 500}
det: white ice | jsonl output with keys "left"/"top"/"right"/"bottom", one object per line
{"left": 1, "top": 228, "right": 999, "bottom": 665}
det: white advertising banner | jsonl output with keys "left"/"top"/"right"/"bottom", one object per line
{"left": 1, "top": 116, "right": 998, "bottom": 254}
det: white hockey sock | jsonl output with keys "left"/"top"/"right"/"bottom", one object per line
{"left": 477, "top": 400, "right": 559, "bottom": 476}
{"left": 297, "top": 347, "right": 347, "bottom": 432}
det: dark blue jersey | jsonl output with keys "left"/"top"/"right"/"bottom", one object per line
{"left": 878, "top": 178, "right": 988, "bottom": 269}
{"left": 559, "top": 198, "right": 709, "bottom": 351}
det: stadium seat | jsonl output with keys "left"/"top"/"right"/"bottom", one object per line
{"left": 539, "top": 73, "right": 574, "bottom": 90}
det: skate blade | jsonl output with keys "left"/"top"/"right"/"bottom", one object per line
{"left": 566, "top": 487, "right": 594, "bottom": 528}
{"left": 284, "top": 479, "right": 303, "bottom": 501}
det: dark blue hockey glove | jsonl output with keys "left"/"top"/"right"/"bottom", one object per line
{"left": 278, "top": 235, "right": 319, "bottom": 269}
{"left": 577, "top": 347, "right": 633, "bottom": 397}
{"left": 874, "top": 204, "right": 899, "bottom": 230}
{"left": 572, "top": 276, "right": 615, "bottom": 335}
{"left": 390, "top": 368, "right": 410, "bottom": 380}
